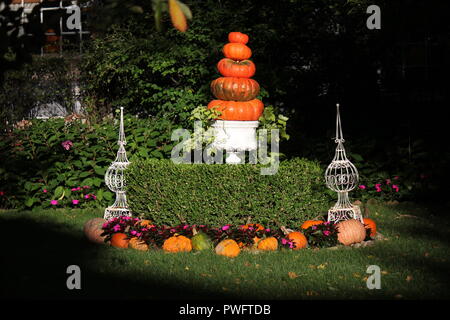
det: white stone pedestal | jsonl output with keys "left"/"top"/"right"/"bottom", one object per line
{"left": 211, "top": 120, "right": 259, "bottom": 164}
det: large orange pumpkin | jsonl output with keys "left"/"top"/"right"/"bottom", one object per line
{"left": 128, "top": 237, "right": 149, "bottom": 251}
{"left": 207, "top": 99, "right": 264, "bottom": 121}
{"left": 217, "top": 58, "right": 256, "bottom": 78}
{"left": 363, "top": 218, "right": 377, "bottom": 237}
{"left": 228, "top": 32, "right": 249, "bottom": 44}
{"left": 301, "top": 220, "right": 324, "bottom": 230}
{"left": 257, "top": 237, "right": 278, "bottom": 251}
{"left": 215, "top": 239, "right": 240, "bottom": 258}
{"left": 223, "top": 43, "right": 252, "bottom": 60}
{"left": 287, "top": 232, "right": 308, "bottom": 250}
{"left": 111, "top": 233, "right": 130, "bottom": 248}
{"left": 336, "top": 219, "right": 366, "bottom": 245}
{"left": 211, "top": 77, "right": 260, "bottom": 101}
{"left": 162, "top": 235, "right": 192, "bottom": 253}
{"left": 83, "top": 218, "right": 107, "bottom": 244}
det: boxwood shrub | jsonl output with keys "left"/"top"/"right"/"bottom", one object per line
{"left": 126, "top": 158, "right": 332, "bottom": 227}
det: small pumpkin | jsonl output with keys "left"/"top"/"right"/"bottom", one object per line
{"left": 128, "top": 237, "right": 149, "bottom": 251}
{"left": 301, "top": 220, "right": 324, "bottom": 230}
{"left": 228, "top": 32, "right": 249, "bottom": 44}
{"left": 211, "top": 77, "right": 260, "bottom": 101}
{"left": 257, "top": 237, "right": 278, "bottom": 251}
{"left": 83, "top": 218, "right": 107, "bottom": 244}
{"left": 336, "top": 219, "right": 366, "bottom": 245}
{"left": 363, "top": 218, "right": 377, "bottom": 237}
{"left": 223, "top": 43, "right": 252, "bottom": 61}
{"left": 207, "top": 99, "right": 264, "bottom": 121}
{"left": 215, "top": 239, "right": 240, "bottom": 258}
{"left": 217, "top": 58, "right": 256, "bottom": 78}
{"left": 287, "top": 231, "right": 308, "bottom": 250}
{"left": 162, "top": 235, "right": 192, "bottom": 253}
{"left": 110, "top": 233, "right": 130, "bottom": 248}
{"left": 191, "top": 232, "right": 213, "bottom": 251}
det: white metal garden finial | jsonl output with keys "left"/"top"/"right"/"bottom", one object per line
{"left": 325, "top": 103, "right": 363, "bottom": 223}
{"left": 104, "top": 107, "right": 132, "bottom": 220}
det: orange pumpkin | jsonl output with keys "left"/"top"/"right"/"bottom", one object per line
{"left": 228, "top": 32, "right": 249, "bottom": 44}
{"left": 257, "top": 237, "right": 278, "bottom": 251}
{"left": 207, "top": 99, "right": 264, "bottom": 121}
{"left": 128, "top": 237, "right": 149, "bottom": 251}
{"left": 211, "top": 77, "right": 260, "bottom": 101}
{"left": 110, "top": 233, "right": 129, "bottom": 248}
{"left": 363, "top": 218, "right": 377, "bottom": 237}
{"left": 287, "top": 232, "right": 308, "bottom": 250}
{"left": 217, "top": 58, "right": 256, "bottom": 78}
{"left": 83, "top": 218, "right": 107, "bottom": 244}
{"left": 215, "top": 239, "right": 240, "bottom": 258}
{"left": 336, "top": 219, "right": 366, "bottom": 245}
{"left": 162, "top": 235, "right": 192, "bottom": 253}
{"left": 223, "top": 43, "right": 252, "bottom": 61}
{"left": 301, "top": 220, "right": 324, "bottom": 230}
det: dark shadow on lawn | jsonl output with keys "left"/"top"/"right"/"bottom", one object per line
{"left": 0, "top": 216, "right": 234, "bottom": 300}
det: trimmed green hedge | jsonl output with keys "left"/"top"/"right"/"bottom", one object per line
{"left": 126, "top": 158, "right": 332, "bottom": 227}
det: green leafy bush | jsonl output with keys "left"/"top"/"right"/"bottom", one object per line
{"left": 126, "top": 158, "right": 331, "bottom": 227}
{"left": 0, "top": 113, "right": 177, "bottom": 210}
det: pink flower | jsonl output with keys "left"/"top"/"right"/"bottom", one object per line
{"left": 359, "top": 185, "right": 366, "bottom": 190}
{"left": 83, "top": 186, "right": 90, "bottom": 189}
{"left": 0, "top": 191, "right": 4, "bottom": 196}
{"left": 72, "top": 199, "right": 79, "bottom": 205}
{"left": 394, "top": 176, "right": 399, "bottom": 180}
{"left": 50, "top": 200, "right": 58, "bottom": 205}
{"left": 102, "top": 223, "right": 108, "bottom": 228}
{"left": 324, "top": 221, "right": 330, "bottom": 225}
{"left": 265, "top": 228, "right": 271, "bottom": 232}
{"left": 92, "top": 195, "right": 97, "bottom": 200}
{"left": 136, "top": 232, "right": 142, "bottom": 237}
{"left": 385, "top": 179, "right": 391, "bottom": 185}
{"left": 183, "top": 225, "right": 189, "bottom": 229}
{"left": 61, "top": 140, "right": 73, "bottom": 150}
{"left": 392, "top": 184, "right": 399, "bottom": 192}
{"left": 131, "top": 230, "right": 137, "bottom": 235}
{"left": 222, "top": 225, "right": 230, "bottom": 231}
{"left": 323, "top": 230, "right": 331, "bottom": 236}
{"left": 170, "top": 228, "right": 176, "bottom": 233}
{"left": 312, "top": 226, "right": 317, "bottom": 230}
{"left": 281, "top": 238, "right": 288, "bottom": 245}
{"left": 113, "top": 224, "right": 121, "bottom": 232}
{"left": 43, "top": 189, "right": 48, "bottom": 193}
{"left": 84, "top": 194, "right": 90, "bottom": 199}
{"left": 71, "top": 188, "right": 78, "bottom": 191}
{"left": 375, "top": 183, "right": 382, "bottom": 192}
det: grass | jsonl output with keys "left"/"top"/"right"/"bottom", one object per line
{"left": 1, "top": 201, "right": 449, "bottom": 300}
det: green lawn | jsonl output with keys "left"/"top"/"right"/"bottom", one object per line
{"left": 1, "top": 202, "right": 449, "bottom": 300}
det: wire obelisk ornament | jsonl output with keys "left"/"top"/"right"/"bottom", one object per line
{"left": 104, "top": 107, "right": 132, "bottom": 220}
{"left": 325, "top": 104, "right": 363, "bottom": 223}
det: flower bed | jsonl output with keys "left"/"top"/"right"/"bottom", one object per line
{"left": 84, "top": 215, "right": 378, "bottom": 258}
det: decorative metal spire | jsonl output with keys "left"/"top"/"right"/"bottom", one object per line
{"left": 104, "top": 107, "right": 132, "bottom": 220}
{"left": 325, "top": 104, "right": 363, "bottom": 223}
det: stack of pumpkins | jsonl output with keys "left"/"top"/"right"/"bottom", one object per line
{"left": 208, "top": 32, "right": 264, "bottom": 121}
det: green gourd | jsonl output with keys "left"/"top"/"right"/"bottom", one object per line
{"left": 191, "top": 231, "right": 213, "bottom": 251}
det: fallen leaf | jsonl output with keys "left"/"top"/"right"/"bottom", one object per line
{"left": 244, "top": 261, "right": 251, "bottom": 267}
{"left": 200, "top": 273, "right": 212, "bottom": 277}
{"left": 288, "top": 272, "right": 299, "bottom": 279}
{"left": 353, "top": 273, "right": 361, "bottom": 278}
{"left": 185, "top": 266, "right": 190, "bottom": 270}
{"left": 306, "top": 290, "right": 319, "bottom": 296}
{"left": 381, "top": 271, "right": 389, "bottom": 275}
{"left": 255, "top": 264, "right": 260, "bottom": 268}
{"left": 317, "top": 263, "right": 328, "bottom": 269}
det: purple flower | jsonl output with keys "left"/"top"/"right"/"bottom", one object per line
{"left": 392, "top": 184, "right": 399, "bottom": 192}
{"left": 324, "top": 221, "right": 330, "bottom": 225}
{"left": 375, "top": 183, "right": 382, "bottom": 192}
{"left": 72, "top": 199, "right": 79, "bottom": 205}
{"left": 359, "top": 185, "right": 366, "bottom": 190}
{"left": 113, "top": 224, "right": 121, "bottom": 232}
{"left": 43, "top": 189, "right": 48, "bottom": 193}
{"left": 50, "top": 200, "right": 58, "bottom": 205}
{"left": 323, "top": 230, "right": 331, "bottom": 236}
{"left": 61, "top": 140, "right": 73, "bottom": 151}
{"left": 71, "top": 188, "right": 78, "bottom": 192}
{"left": 131, "top": 230, "right": 137, "bottom": 236}
{"left": 265, "top": 228, "right": 271, "bottom": 232}
{"left": 281, "top": 238, "right": 288, "bottom": 245}
{"left": 84, "top": 194, "right": 90, "bottom": 199}
{"left": 221, "top": 225, "right": 230, "bottom": 231}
